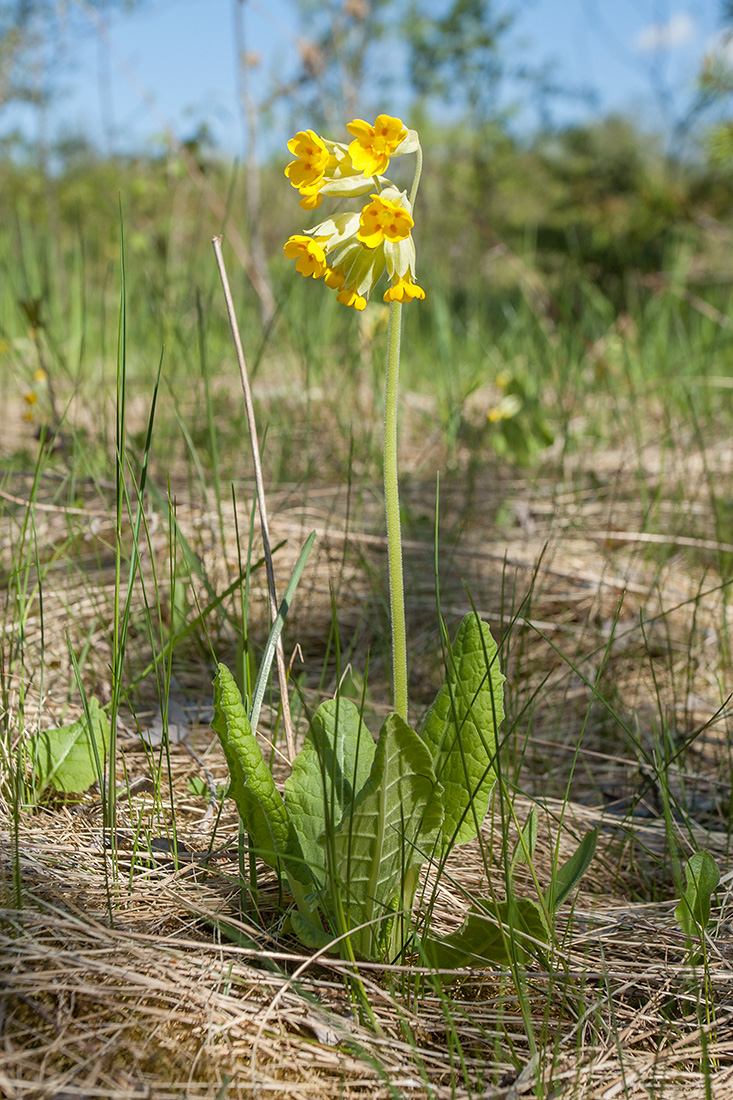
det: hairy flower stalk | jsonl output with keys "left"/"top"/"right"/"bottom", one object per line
{"left": 383, "top": 301, "right": 408, "bottom": 718}
{"left": 283, "top": 114, "right": 424, "bottom": 716}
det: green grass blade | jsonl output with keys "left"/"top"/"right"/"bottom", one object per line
{"left": 249, "top": 530, "right": 315, "bottom": 733}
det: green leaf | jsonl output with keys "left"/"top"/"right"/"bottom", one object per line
{"left": 333, "top": 712, "right": 443, "bottom": 960}
{"left": 511, "top": 806, "right": 539, "bottom": 870}
{"left": 675, "top": 851, "right": 720, "bottom": 936}
{"left": 32, "top": 697, "right": 110, "bottom": 795}
{"left": 289, "top": 910, "right": 340, "bottom": 953}
{"left": 545, "top": 828, "right": 599, "bottom": 913}
{"left": 285, "top": 698, "right": 376, "bottom": 888}
{"left": 211, "top": 663, "right": 310, "bottom": 889}
{"left": 420, "top": 614, "right": 505, "bottom": 848}
{"left": 187, "top": 776, "right": 226, "bottom": 800}
{"left": 421, "top": 897, "right": 548, "bottom": 971}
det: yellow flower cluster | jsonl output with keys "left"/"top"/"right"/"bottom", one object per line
{"left": 283, "top": 114, "right": 425, "bottom": 310}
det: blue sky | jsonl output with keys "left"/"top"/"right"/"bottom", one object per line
{"left": 1, "top": 0, "right": 727, "bottom": 155}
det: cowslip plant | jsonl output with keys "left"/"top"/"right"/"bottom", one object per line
{"left": 211, "top": 114, "right": 596, "bottom": 964}
{"left": 213, "top": 611, "right": 504, "bottom": 961}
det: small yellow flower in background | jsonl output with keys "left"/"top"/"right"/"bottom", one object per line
{"left": 283, "top": 234, "right": 328, "bottom": 277}
{"left": 357, "top": 194, "right": 414, "bottom": 249}
{"left": 495, "top": 371, "right": 511, "bottom": 389}
{"left": 34, "top": 368, "right": 48, "bottom": 383}
{"left": 487, "top": 393, "right": 522, "bottom": 422}
{"left": 347, "top": 115, "right": 408, "bottom": 176}
{"left": 23, "top": 390, "right": 37, "bottom": 422}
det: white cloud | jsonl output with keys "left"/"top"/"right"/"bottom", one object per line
{"left": 633, "top": 13, "right": 696, "bottom": 53}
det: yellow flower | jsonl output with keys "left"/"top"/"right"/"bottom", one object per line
{"left": 284, "top": 188, "right": 424, "bottom": 310}
{"left": 284, "top": 129, "right": 330, "bottom": 190}
{"left": 347, "top": 114, "right": 408, "bottom": 176}
{"left": 298, "top": 185, "right": 325, "bottom": 210}
{"left": 285, "top": 130, "right": 378, "bottom": 209}
{"left": 487, "top": 394, "right": 522, "bottom": 422}
{"left": 283, "top": 234, "right": 328, "bottom": 277}
{"left": 33, "top": 368, "right": 47, "bottom": 383}
{"left": 357, "top": 194, "right": 414, "bottom": 249}
{"left": 383, "top": 275, "right": 425, "bottom": 303}
{"left": 336, "top": 285, "right": 367, "bottom": 311}
{"left": 324, "top": 267, "right": 347, "bottom": 290}
{"left": 23, "top": 391, "right": 37, "bottom": 405}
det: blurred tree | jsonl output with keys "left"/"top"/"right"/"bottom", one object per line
{"left": 405, "top": 0, "right": 514, "bottom": 124}
{"left": 698, "top": 2, "right": 733, "bottom": 164}
{"left": 0, "top": 1, "right": 142, "bottom": 112}
{"left": 232, "top": 0, "right": 276, "bottom": 324}
{"left": 530, "top": 117, "right": 684, "bottom": 290}
{"left": 281, "top": 0, "right": 394, "bottom": 133}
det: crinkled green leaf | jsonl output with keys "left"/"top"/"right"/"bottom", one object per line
{"left": 545, "top": 828, "right": 599, "bottom": 913}
{"left": 285, "top": 698, "right": 376, "bottom": 887}
{"left": 675, "top": 851, "right": 720, "bottom": 936}
{"left": 211, "top": 663, "right": 310, "bottom": 888}
{"left": 421, "top": 897, "right": 548, "bottom": 971}
{"left": 334, "top": 712, "right": 443, "bottom": 960}
{"left": 32, "top": 697, "right": 110, "bottom": 795}
{"left": 420, "top": 614, "right": 505, "bottom": 847}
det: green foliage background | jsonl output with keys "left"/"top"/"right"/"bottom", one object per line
{"left": 2, "top": 0, "right": 733, "bottom": 486}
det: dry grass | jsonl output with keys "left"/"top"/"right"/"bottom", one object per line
{"left": 2, "top": 390, "right": 733, "bottom": 1098}
{"left": 2, "top": 794, "right": 733, "bottom": 1098}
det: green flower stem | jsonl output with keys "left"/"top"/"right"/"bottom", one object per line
{"left": 382, "top": 139, "right": 423, "bottom": 722}
{"left": 384, "top": 300, "right": 408, "bottom": 720}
